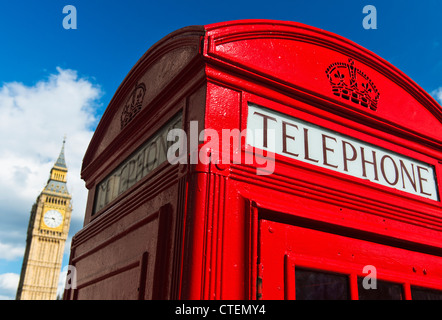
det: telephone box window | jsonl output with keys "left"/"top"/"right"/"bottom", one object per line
{"left": 411, "top": 287, "right": 442, "bottom": 300}
{"left": 295, "top": 268, "right": 349, "bottom": 300}
{"left": 357, "top": 277, "right": 403, "bottom": 300}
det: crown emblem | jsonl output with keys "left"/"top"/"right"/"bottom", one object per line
{"left": 121, "top": 82, "right": 146, "bottom": 129}
{"left": 325, "top": 58, "right": 380, "bottom": 111}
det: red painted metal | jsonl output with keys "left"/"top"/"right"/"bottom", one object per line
{"left": 64, "top": 20, "right": 442, "bottom": 300}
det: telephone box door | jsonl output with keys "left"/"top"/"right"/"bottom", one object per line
{"left": 259, "top": 218, "right": 442, "bottom": 300}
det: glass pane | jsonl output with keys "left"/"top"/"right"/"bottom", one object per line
{"left": 411, "top": 287, "right": 442, "bottom": 300}
{"left": 295, "top": 268, "right": 349, "bottom": 300}
{"left": 357, "top": 277, "right": 403, "bottom": 300}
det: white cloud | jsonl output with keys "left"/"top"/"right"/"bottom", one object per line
{"left": 431, "top": 87, "right": 442, "bottom": 105}
{"left": 0, "top": 67, "right": 100, "bottom": 225}
{"left": 0, "top": 273, "right": 19, "bottom": 300}
{"left": 57, "top": 268, "right": 68, "bottom": 299}
{"left": 0, "top": 68, "right": 102, "bottom": 299}
{"left": 0, "top": 242, "right": 24, "bottom": 261}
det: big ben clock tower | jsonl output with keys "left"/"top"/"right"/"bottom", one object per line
{"left": 16, "top": 139, "right": 72, "bottom": 300}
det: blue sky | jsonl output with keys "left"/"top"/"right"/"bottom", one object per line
{"left": 0, "top": 0, "right": 441, "bottom": 300}
{"left": 2, "top": 0, "right": 442, "bottom": 109}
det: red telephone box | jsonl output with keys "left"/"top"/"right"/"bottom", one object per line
{"left": 64, "top": 20, "right": 442, "bottom": 300}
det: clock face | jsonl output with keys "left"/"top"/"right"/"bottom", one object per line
{"left": 43, "top": 210, "right": 63, "bottom": 228}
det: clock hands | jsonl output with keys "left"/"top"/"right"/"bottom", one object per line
{"left": 44, "top": 211, "right": 62, "bottom": 228}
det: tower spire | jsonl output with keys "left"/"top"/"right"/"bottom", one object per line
{"left": 54, "top": 136, "right": 67, "bottom": 169}
{"left": 44, "top": 137, "right": 69, "bottom": 193}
